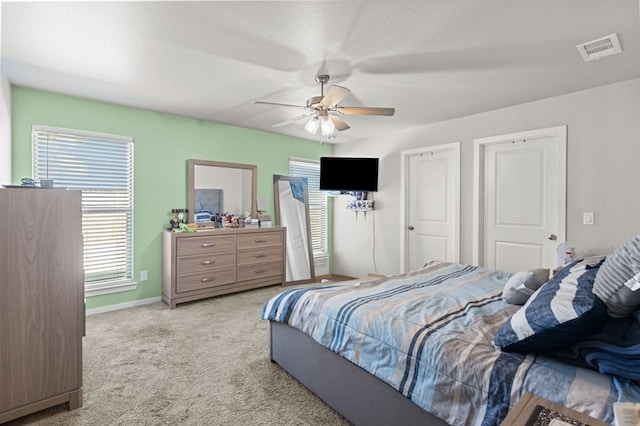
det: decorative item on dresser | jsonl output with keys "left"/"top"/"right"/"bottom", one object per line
{"left": 0, "top": 187, "right": 84, "bottom": 423}
{"left": 162, "top": 227, "right": 286, "bottom": 308}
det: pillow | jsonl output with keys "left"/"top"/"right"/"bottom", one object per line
{"left": 492, "top": 256, "right": 607, "bottom": 353}
{"left": 502, "top": 268, "right": 549, "bottom": 305}
{"left": 593, "top": 235, "right": 640, "bottom": 318}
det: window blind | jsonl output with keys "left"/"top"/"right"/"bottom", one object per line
{"left": 289, "top": 158, "right": 327, "bottom": 256}
{"left": 32, "top": 126, "right": 134, "bottom": 294}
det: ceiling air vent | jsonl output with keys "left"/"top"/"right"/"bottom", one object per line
{"left": 576, "top": 33, "right": 622, "bottom": 62}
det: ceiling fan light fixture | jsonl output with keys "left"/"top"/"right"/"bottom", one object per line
{"left": 320, "top": 115, "right": 335, "bottom": 136}
{"left": 304, "top": 117, "right": 320, "bottom": 135}
{"left": 252, "top": 74, "right": 395, "bottom": 142}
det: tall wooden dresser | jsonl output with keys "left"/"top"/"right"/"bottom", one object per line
{"left": 162, "top": 227, "right": 286, "bottom": 308}
{"left": 0, "top": 188, "right": 84, "bottom": 423}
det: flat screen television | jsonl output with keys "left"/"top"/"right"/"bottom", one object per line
{"left": 319, "top": 157, "right": 379, "bottom": 192}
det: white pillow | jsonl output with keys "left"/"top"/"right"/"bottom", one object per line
{"left": 502, "top": 268, "right": 549, "bottom": 305}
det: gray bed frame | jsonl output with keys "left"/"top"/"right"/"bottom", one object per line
{"left": 269, "top": 321, "right": 449, "bottom": 426}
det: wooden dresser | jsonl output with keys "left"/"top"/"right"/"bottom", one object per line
{"left": 0, "top": 188, "right": 84, "bottom": 423}
{"left": 162, "top": 227, "right": 286, "bottom": 308}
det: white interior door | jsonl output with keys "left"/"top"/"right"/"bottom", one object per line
{"left": 474, "top": 126, "right": 566, "bottom": 273}
{"left": 401, "top": 143, "right": 459, "bottom": 272}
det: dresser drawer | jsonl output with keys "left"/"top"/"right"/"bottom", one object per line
{"left": 177, "top": 235, "right": 236, "bottom": 256}
{"left": 237, "top": 262, "right": 282, "bottom": 282}
{"left": 237, "top": 232, "right": 283, "bottom": 250}
{"left": 237, "top": 246, "right": 282, "bottom": 267}
{"left": 177, "top": 252, "right": 236, "bottom": 277}
{"left": 176, "top": 268, "right": 236, "bottom": 293}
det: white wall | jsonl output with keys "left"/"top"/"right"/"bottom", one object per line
{"left": 333, "top": 78, "right": 640, "bottom": 278}
{"left": 0, "top": 3, "right": 12, "bottom": 185}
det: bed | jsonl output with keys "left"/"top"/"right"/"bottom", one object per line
{"left": 262, "top": 252, "right": 640, "bottom": 426}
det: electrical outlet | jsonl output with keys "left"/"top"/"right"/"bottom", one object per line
{"left": 140, "top": 270, "right": 148, "bottom": 281}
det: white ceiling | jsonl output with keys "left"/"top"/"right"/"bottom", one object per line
{"left": 2, "top": 1, "right": 640, "bottom": 144}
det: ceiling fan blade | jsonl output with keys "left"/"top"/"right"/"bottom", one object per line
{"left": 321, "top": 85, "right": 351, "bottom": 107}
{"left": 330, "top": 114, "right": 350, "bottom": 131}
{"left": 251, "top": 100, "right": 306, "bottom": 109}
{"left": 336, "top": 106, "right": 395, "bottom": 116}
{"left": 272, "top": 113, "right": 313, "bottom": 128}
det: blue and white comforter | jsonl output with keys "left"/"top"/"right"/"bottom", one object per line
{"left": 262, "top": 262, "right": 640, "bottom": 425}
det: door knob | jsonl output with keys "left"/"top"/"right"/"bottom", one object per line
{"left": 408, "top": 225, "right": 415, "bottom": 230}
{"left": 548, "top": 234, "right": 557, "bottom": 241}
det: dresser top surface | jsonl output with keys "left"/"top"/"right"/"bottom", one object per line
{"left": 166, "top": 226, "right": 284, "bottom": 239}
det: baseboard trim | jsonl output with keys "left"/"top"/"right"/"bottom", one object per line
{"left": 314, "top": 274, "right": 357, "bottom": 283}
{"left": 86, "top": 296, "right": 162, "bottom": 316}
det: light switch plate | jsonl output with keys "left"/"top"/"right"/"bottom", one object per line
{"left": 583, "top": 212, "right": 594, "bottom": 225}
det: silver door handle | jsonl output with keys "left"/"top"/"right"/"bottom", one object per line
{"left": 548, "top": 234, "right": 557, "bottom": 241}
{"left": 408, "top": 225, "right": 415, "bottom": 231}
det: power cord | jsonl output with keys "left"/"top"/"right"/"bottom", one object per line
{"left": 371, "top": 193, "right": 377, "bottom": 274}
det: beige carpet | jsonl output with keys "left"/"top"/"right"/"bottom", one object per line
{"left": 7, "top": 285, "right": 350, "bottom": 425}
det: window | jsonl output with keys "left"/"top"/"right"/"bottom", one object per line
{"left": 32, "top": 126, "right": 134, "bottom": 296}
{"left": 289, "top": 158, "right": 328, "bottom": 268}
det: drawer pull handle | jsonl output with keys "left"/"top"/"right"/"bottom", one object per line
{"left": 254, "top": 269, "right": 266, "bottom": 274}
{"left": 201, "top": 243, "right": 216, "bottom": 247}
{"left": 201, "top": 277, "right": 216, "bottom": 283}
{"left": 201, "top": 260, "right": 215, "bottom": 265}
{"left": 254, "top": 254, "right": 266, "bottom": 258}
{"left": 254, "top": 239, "right": 267, "bottom": 243}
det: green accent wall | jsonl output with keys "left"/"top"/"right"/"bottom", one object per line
{"left": 11, "top": 86, "right": 333, "bottom": 310}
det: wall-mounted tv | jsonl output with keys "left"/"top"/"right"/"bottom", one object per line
{"left": 319, "top": 157, "right": 379, "bottom": 192}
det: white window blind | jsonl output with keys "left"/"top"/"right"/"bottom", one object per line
{"left": 32, "top": 126, "right": 134, "bottom": 295}
{"left": 289, "top": 158, "right": 327, "bottom": 256}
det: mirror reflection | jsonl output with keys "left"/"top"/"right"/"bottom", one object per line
{"left": 274, "top": 175, "right": 315, "bottom": 285}
{"left": 188, "top": 159, "right": 257, "bottom": 227}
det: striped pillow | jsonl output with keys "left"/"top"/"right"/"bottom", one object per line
{"left": 493, "top": 257, "right": 607, "bottom": 353}
{"left": 593, "top": 235, "right": 640, "bottom": 318}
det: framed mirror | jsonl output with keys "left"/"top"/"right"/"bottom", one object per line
{"left": 188, "top": 159, "right": 257, "bottom": 227}
{"left": 274, "top": 175, "right": 315, "bottom": 285}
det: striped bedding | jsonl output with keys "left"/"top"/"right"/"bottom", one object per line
{"left": 262, "top": 262, "right": 640, "bottom": 425}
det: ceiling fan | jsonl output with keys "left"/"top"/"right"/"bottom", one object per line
{"left": 251, "top": 74, "right": 395, "bottom": 141}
